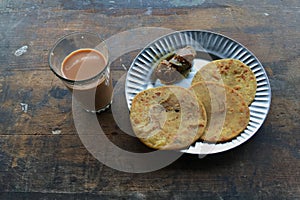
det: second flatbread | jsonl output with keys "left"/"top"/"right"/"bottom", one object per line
{"left": 190, "top": 82, "right": 250, "bottom": 142}
{"left": 192, "top": 59, "right": 257, "bottom": 105}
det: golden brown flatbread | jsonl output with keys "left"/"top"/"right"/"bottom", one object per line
{"left": 192, "top": 59, "right": 257, "bottom": 105}
{"left": 130, "top": 86, "right": 207, "bottom": 150}
{"left": 189, "top": 82, "right": 250, "bottom": 142}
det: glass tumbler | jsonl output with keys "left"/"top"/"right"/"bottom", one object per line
{"left": 49, "top": 32, "right": 113, "bottom": 113}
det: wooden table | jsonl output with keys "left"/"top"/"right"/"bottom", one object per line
{"left": 0, "top": 0, "right": 299, "bottom": 199}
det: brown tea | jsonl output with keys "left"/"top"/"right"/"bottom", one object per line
{"left": 61, "top": 48, "right": 113, "bottom": 111}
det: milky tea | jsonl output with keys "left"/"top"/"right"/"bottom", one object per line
{"left": 61, "top": 48, "right": 113, "bottom": 112}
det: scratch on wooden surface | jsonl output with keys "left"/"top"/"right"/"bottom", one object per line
{"left": 11, "top": 157, "right": 18, "bottom": 168}
{"left": 14, "top": 45, "right": 28, "bottom": 56}
{"left": 131, "top": 192, "right": 146, "bottom": 199}
{"left": 52, "top": 129, "right": 62, "bottom": 135}
{"left": 217, "top": 193, "right": 224, "bottom": 200}
{"left": 20, "top": 103, "right": 28, "bottom": 113}
{"left": 121, "top": 64, "right": 128, "bottom": 71}
{"left": 170, "top": 0, "right": 205, "bottom": 7}
{"left": 144, "top": 7, "right": 152, "bottom": 15}
{"left": 10, "top": 18, "right": 25, "bottom": 30}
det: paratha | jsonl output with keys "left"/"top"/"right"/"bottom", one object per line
{"left": 189, "top": 82, "right": 250, "bottom": 142}
{"left": 192, "top": 59, "right": 257, "bottom": 105}
{"left": 130, "top": 86, "right": 207, "bottom": 150}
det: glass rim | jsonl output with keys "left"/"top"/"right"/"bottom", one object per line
{"left": 48, "top": 31, "right": 110, "bottom": 85}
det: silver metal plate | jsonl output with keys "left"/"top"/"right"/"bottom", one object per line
{"left": 125, "top": 30, "right": 271, "bottom": 154}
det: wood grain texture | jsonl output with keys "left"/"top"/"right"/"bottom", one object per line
{"left": 0, "top": 0, "right": 299, "bottom": 199}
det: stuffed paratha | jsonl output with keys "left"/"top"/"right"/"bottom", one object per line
{"left": 189, "top": 82, "right": 250, "bottom": 142}
{"left": 130, "top": 86, "right": 207, "bottom": 150}
{"left": 192, "top": 59, "right": 256, "bottom": 105}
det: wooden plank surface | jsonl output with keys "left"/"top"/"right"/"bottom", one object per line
{"left": 0, "top": 0, "right": 299, "bottom": 199}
